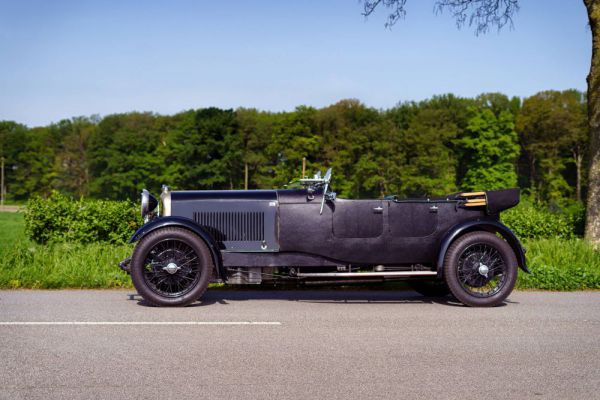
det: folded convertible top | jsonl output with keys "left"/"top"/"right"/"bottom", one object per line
{"left": 457, "top": 188, "right": 520, "bottom": 214}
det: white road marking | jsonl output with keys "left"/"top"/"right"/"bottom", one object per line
{"left": 0, "top": 321, "right": 281, "bottom": 326}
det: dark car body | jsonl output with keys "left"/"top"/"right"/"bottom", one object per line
{"left": 124, "top": 185, "right": 527, "bottom": 287}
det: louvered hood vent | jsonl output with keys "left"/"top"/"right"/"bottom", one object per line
{"left": 193, "top": 211, "right": 265, "bottom": 242}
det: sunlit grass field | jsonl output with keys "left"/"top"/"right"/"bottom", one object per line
{"left": 0, "top": 212, "right": 25, "bottom": 248}
{"left": 0, "top": 212, "right": 133, "bottom": 289}
{"left": 0, "top": 212, "right": 599, "bottom": 290}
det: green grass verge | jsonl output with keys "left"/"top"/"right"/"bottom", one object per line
{"left": 0, "top": 242, "right": 133, "bottom": 289}
{"left": 0, "top": 213, "right": 133, "bottom": 289}
{"left": 0, "top": 212, "right": 25, "bottom": 248}
{"left": 516, "top": 238, "right": 600, "bottom": 290}
{"left": 1, "top": 212, "right": 599, "bottom": 290}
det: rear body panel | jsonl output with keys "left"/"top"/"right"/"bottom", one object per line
{"left": 277, "top": 192, "right": 486, "bottom": 265}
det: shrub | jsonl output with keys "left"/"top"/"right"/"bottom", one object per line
{"left": 24, "top": 191, "right": 141, "bottom": 244}
{"left": 501, "top": 204, "right": 578, "bottom": 239}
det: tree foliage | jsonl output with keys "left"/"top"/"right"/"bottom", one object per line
{"left": 516, "top": 90, "right": 588, "bottom": 201}
{"left": 459, "top": 108, "right": 520, "bottom": 191}
{"left": 0, "top": 90, "right": 589, "bottom": 208}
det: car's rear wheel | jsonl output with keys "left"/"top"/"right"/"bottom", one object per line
{"left": 130, "top": 227, "right": 213, "bottom": 307}
{"left": 443, "top": 231, "right": 517, "bottom": 307}
{"left": 408, "top": 280, "right": 451, "bottom": 297}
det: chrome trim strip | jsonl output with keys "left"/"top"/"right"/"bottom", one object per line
{"left": 296, "top": 271, "right": 437, "bottom": 278}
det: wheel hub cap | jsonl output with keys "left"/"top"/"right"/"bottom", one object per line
{"left": 478, "top": 263, "right": 489, "bottom": 278}
{"left": 163, "top": 262, "right": 180, "bottom": 275}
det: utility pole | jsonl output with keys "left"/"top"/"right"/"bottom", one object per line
{"left": 302, "top": 157, "right": 306, "bottom": 179}
{"left": 1, "top": 156, "right": 4, "bottom": 209}
{"left": 244, "top": 162, "right": 249, "bottom": 190}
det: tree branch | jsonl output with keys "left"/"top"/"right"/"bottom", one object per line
{"left": 360, "top": 0, "right": 519, "bottom": 34}
{"left": 436, "top": 0, "right": 520, "bottom": 35}
{"left": 362, "top": 0, "right": 408, "bottom": 28}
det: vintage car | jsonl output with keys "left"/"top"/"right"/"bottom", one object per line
{"left": 119, "top": 168, "right": 529, "bottom": 307}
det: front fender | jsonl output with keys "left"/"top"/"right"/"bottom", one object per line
{"left": 129, "top": 216, "right": 226, "bottom": 281}
{"left": 436, "top": 219, "right": 529, "bottom": 277}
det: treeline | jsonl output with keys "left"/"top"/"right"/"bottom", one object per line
{"left": 0, "top": 90, "right": 588, "bottom": 205}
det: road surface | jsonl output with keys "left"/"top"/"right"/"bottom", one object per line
{"left": 0, "top": 290, "right": 598, "bottom": 399}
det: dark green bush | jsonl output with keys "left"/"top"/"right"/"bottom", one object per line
{"left": 24, "top": 191, "right": 141, "bottom": 244}
{"left": 501, "top": 203, "right": 580, "bottom": 239}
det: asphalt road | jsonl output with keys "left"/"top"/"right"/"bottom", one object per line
{"left": 0, "top": 290, "right": 599, "bottom": 400}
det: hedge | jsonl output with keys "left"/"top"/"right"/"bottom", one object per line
{"left": 501, "top": 202, "right": 584, "bottom": 239}
{"left": 24, "top": 191, "right": 141, "bottom": 244}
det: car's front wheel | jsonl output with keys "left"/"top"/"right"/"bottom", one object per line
{"left": 443, "top": 231, "right": 518, "bottom": 307}
{"left": 130, "top": 227, "right": 214, "bottom": 307}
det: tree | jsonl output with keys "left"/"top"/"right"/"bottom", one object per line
{"left": 316, "top": 99, "right": 381, "bottom": 197}
{"left": 387, "top": 94, "right": 475, "bottom": 196}
{"left": 361, "top": 0, "right": 600, "bottom": 245}
{"left": 53, "top": 117, "right": 96, "bottom": 197}
{"left": 88, "top": 112, "right": 163, "bottom": 200}
{"left": 458, "top": 108, "right": 520, "bottom": 191}
{"left": 235, "top": 108, "right": 274, "bottom": 190}
{"left": 161, "top": 108, "right": 242, "bottom": 190}
{"left": 267, "top": 106, "right": 321, "bottom": 188}
{"left": 399, "top": 107, "right": 458, "bottom": 196}
{"left": 516, "top": 90, "right": 588, "bottom": 202}
{"left": 0, "top": 121, "right": 28, "bottom": 201}
{"left": 12, "top": 127, "right": 58, "bottom": 199}
{"left": 584, "top": 1, "right": 599, "bottom": 245}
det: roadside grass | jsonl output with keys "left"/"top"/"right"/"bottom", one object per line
{"left": 0, "top": 241, "right": 133, "bottom": 289}
{"left": 517, "top": 238, "right": 600, "bottom": 290}
{"left": 0, "top": 212, "right": 25, "bottom": 249}
{"left": 1, "top": 212, "right": 599, "bottom": 290}
{"left": 0, "top": 212, "right": 133, "bottom": 289}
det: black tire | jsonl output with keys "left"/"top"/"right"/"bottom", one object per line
{"left": 130, "top": 227, "right": 214, "bottom": 307}
{"left": 443, "top": 231, "right": 517, "bottom": 307}
{"left": 408, "top": 280, "right": 451, "bottom": 297}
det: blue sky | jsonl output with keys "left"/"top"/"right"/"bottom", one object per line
{"left": 0, "top": 0, "right": 591, "bottom": 127}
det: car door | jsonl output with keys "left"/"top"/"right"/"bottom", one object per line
{"left": 383, "top": 200, "right": 440, "bottom": 264}
{"left": 388, "top": 201, "right": 438, "bottom": 237}
{"left": 332, "top": 199, "right": 384, "bottom": 238}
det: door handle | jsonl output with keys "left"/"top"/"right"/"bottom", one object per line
{"left": 373, "top": 206, "right": 383, "bottom": 213}
{"left": 429, "top": 205, "right": 438, "bottom": 213}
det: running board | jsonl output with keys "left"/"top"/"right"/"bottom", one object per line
{"left": 295, "top": 271, "right": 437, "bottom": 278}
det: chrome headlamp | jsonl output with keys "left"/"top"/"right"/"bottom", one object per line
{"left": 141, "top": 189, "right": 158, "bottom": 223}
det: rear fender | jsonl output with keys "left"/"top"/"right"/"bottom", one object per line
{"left": 436, "top": 220, "right": 529, "bottom": 277}
{"left": 129, "top": 216, "right": 226, "bottom": 281}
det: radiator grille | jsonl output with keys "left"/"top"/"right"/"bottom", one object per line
{"left": 193, "top": 211, "right": 265, "bottom": 242}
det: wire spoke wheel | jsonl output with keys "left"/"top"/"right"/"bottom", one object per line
{"left": 444, "top": 231, "right": 518, "bottom": 307}
{"left": 456, "top": 243, "right": 507, "bottom": 298}
{"left": 142, "top": 239, "right": 202, "bottom": 298}
{"left": 131, "top": 227, "right": 214, "bottom": 307}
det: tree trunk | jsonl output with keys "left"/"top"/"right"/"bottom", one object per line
{"left": 575, "top": 150, "right": 583, "bottom": 202}
{"left": 585, "top": 0, "right": 600, "bottom": 245}
{"left": 529, "top": 154, "right": 536, "bottom": 198}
